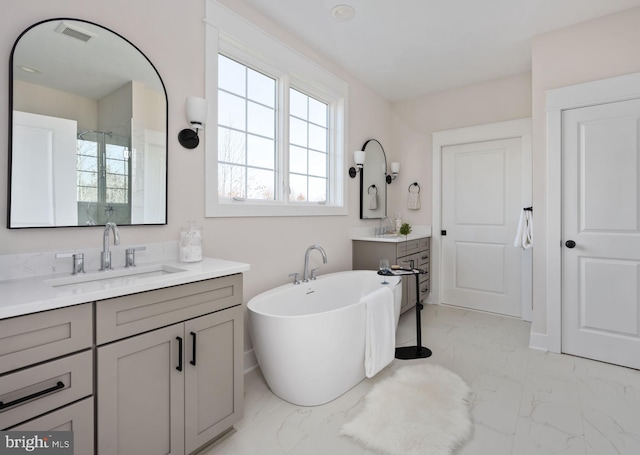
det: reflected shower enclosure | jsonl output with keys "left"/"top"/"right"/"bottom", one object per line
{"left": 77, "top": 130, "right": 131, "bottom": 225}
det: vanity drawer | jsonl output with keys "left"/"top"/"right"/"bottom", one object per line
{"left": 397, "top": 237, "right": 429, "bottom": 257}
{"left": 0, "top": 303, "right": 92, "bottom": 375}
{"left": 96, "top": 274, "right": 243, "bottom": 345}
{"left": 397, "top": 239, "right": 422, "bottom": 257}
{"left": 0, "top": 350, "right": 93, "bottom": 430}
{"left": 418, "top": 252, "right": 429, "bottom": 270}
{"left": 9, "top": 397, "right": 94, "bottom": 454}
{"left": 419, "top": 274, "right": 430, "bottom": 299}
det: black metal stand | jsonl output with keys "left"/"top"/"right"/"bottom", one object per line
{"left": 379, "top": 268, "right": 432, "bottom": 360}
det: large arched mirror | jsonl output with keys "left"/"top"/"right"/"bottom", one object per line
{"left": 359, "top": 139, "right": 388, "bottom": 219}
{"left": 8, "top": 18, "right": 167, "bottom": 228}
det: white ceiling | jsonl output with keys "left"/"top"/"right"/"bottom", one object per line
{"left": 243, "top": 0, "right": 640, "bottom": 101}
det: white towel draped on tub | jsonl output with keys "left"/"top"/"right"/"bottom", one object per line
{"left": 364, "top": 286, "right": 396, "bottom": 378}
{"left": 514, "top": 208, "right": 533, "bottom": 249}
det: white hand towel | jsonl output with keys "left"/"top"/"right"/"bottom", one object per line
{"left": 368, "top": 192, "right": 378, "bottom": 210}
{"left": 364, "top": 286, "right": 396, "bottom": 378}
{"left": 407, "top": 192, "right": 420, "bottom": 210}
{"left": 513, "top": 209, "right": 533, "bottom": 249}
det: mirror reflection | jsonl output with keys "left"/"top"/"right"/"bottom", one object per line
{"left": 9, "top": 18, "right": 168, "bottom": 228}
{"left": 360, "top": 139, "right": 388, "bottom": 219}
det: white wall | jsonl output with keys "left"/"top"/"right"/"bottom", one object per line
{"left": 389, "top": 72, "right": 532, "bottom": 226}
{"left": 14, "top": 80, "right": 98, "bottom": 131}
{"left": 0, "top": 0, "right": 391, "bottom": 354}
{"left": 388, "top": 5, "right": 640, "bottom": 341}
{"left": 5, "top": 0, "right": 639, "bottom": 359}
{"left": 530, "top": 6, "right": 640, "bottom": 336}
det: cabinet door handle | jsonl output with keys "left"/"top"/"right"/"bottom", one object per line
{"left": 176, "top": 336, "right": 183, "bottom": 372}
{"left": 190, "top": 331, "right": 197, "bottom": 366}
{"left": 0, "top": 381, "right": 65, "bottom": 410}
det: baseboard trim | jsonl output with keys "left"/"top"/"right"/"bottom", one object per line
{"left": 529, "top": 330, "right": 550, "bottom": 352}
{"left": 244, "top": 349, "right": 258, "bottom": 374}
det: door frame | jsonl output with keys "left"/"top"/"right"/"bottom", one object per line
{"left": 544, "top": 71, "right": 640, "bottom": 353}
{"left": 432, "top": 118, "right": 533, "bottom": 320}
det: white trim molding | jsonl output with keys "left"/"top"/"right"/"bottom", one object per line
{"left": 544, "top": 71, "right": 640, "bottom": 353}
{"left": 204, "top": 1, "right": 349, "bottom": 218}
{"left": 431, "top": 118, "right": 533, "bottom": 322}
{"left": 244, "top": 348, "right": 258, "bottom": 374}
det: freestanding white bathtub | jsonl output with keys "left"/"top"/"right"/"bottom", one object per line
{"left": 247, "top": 270, "right": 402, "bottom": 406}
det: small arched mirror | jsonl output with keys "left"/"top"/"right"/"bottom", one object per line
{"left": 359, "top": 139, "right": 388, "bottom": 219}
{"left": 8, "top": 18, "right": 167, "bottom": 228}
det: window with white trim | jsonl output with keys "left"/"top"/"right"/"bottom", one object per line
{"left": 288, "top": 88, "right": 329, "bottom": 203}
{"left": 218, "top": 54, "right": 277, "bottom": 201}
{"left": 205, "top": 1, "right": 348, "bottom": 217}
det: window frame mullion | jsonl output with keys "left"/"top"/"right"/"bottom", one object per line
{"left": 279, "top": 75, "right": 290, "bottom": 203}
{"left": 206, "top": 4, "right": 348, "bottom": 217}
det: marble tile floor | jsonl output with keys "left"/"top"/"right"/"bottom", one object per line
{"left": 204, "top": 304, "right": 640, "bottom": 455}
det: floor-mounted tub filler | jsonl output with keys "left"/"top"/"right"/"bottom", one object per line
{"left": 248, "top": 270, "right": 402, "bottom": 406}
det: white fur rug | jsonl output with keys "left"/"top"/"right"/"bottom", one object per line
{"left": 341, "top": 364, "right": 472, "bottom": 455}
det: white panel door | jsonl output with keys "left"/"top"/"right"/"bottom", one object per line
{"left": 143, "top": 130, "right": 167, "bottom": 223}
{"left": 12, "top": 111, "right": 77, "bottom": 227}
{"left": 562, "top": 99, "right": 640, "bottom": 369}
{"left": 442, "top": 138, "right": 523, "bottom": 317}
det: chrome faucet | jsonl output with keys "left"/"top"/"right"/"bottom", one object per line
{"left": 100, "top": 222, "right": 120, "bottom": 271}
{"left": 303, "top": 245, "right": 327, "bottom": 282}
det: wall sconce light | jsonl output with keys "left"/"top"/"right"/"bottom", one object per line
{"left": 349, "top": 151, "right": 366, "bottom": 178}
{"left": 178, "top": 96, "right": 209, "bottom": 149}
{"left": 386, "top": 162, "right": 400, "bottom": 184}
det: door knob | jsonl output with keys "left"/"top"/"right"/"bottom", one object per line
{"left": 565, "top": 240, "right": 576, "bottom": 248}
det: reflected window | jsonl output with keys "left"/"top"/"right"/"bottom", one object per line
{"left": 77, "top": 130, "right": 130, "bottom": 223}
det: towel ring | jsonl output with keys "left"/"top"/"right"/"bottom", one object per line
{"left": 368, "top": 185, "right": 378, "bottom": 195}
{"left": 408, "top": 182, "right": 420, "bottom": 193}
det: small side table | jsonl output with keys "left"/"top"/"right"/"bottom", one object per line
{"left": 379, "top": 268, "right": 432, "bottom": 360}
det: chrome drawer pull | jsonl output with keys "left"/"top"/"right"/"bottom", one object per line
{"left": 0, "top": 381, "right": 64, "bottom": 410}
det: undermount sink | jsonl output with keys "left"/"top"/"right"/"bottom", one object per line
{"left": 46, "top": 264, "right": 186, "bottom": 288}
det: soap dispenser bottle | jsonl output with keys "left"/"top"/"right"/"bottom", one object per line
{"left": 179, "top": 221, "right": 203, "bottom": 262}
{"left": 395, "top": 212, "right": 403, "bottom": 233}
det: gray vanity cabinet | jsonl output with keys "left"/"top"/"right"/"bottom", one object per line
{"left": 353, "top": 237, "right": 430, "bottom": 313}
{"left": 96, "top": 275, "right": 244, "bottom": 455}
{"left": 10, "top": 398, "right": 94, "bottom": 451}
{"left": 0, "top": 304, "right": 94, "bottom": 454}
{"left": 184, "top": 306, "right": 243, "bottom": 454}
{"left": 0, "top": 270, "right": 244, "bottom": 455}
{"left": 97, "top": 323, "right": 185, "bottom": 454}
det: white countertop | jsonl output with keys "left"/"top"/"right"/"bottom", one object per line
{"left": 350, "top": 225, "right": 432, "bottom": 243}
{"left": 0, "top": 257, "right": 250, "bottom": 320}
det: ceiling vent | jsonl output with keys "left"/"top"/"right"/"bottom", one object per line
{"left": 55, "top": 22, "right": 96, "bottom": 42}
